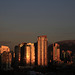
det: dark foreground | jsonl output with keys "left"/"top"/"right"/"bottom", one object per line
{"left": 0, "top": 65, "right": 75, "bottom": 75}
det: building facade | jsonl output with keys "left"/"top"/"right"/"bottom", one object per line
{"left": 0, "top": 46, "right": 10, "bottom": 54}
{"left": 1, "top": 52, "right": 12, "bottom": 70}
{"left": 53, "top": 43, "right": 60, "bottom": 61}
{"left": 15, "top": 43, "right": 27, "bottom": 66}
{"left": 15, "top": 43, "right": 35, "bottom": 66}
{"left": 0, "top": 45, "right": 12, "bottom": 70}
{"left": 37, "top": 35, "right": 48, "bottom": 66}
{"left": 26, "top": 43, "right": 35, "bottom": 66}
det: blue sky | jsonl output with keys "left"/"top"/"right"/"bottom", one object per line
{"left": 0, "top": 0, "right": 75, "bottom": 44}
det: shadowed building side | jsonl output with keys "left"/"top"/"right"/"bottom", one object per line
{"left": 0, "top": 46, "right": 12, "bottom": 70}
{"left": 15, "top": 43, "right": 27, "bottom": 66}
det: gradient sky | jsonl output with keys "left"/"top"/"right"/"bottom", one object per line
{"left": 0, "top": 0, "right": 75, "bottom": 45}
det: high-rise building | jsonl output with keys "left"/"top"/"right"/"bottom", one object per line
{"left": 0, "top": 46, "right": 12, "bottom": 70}
{"left": 37, "top": 35, "right": 48, "bottom": 66}
{"left": 15, "top": 43, "right": 27, "bottom": 66}
{"left": 26, "top": 43, "right": 35, "bottom": 66}
{"left": 20, "top": 43, "right": 27, "bottom": 65}
{"left": 0, "top": 46, "right": 10, "bottom": 54}
{"left": 66, "top": 50, "right": 72, "bottom": 63}
{"left": 15, "top": 43, "right": 35, "bottom": 66}
{"left": 53, "top": 43, "right": 60, "bottom": 61}
{"left": 61, "top": 50, "right": 72, "bottom": 63}
{"left": 1, "top": 51, "right": 12, "bottom": 70}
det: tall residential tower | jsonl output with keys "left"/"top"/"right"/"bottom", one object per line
{"left": 37, "top": 35, "right": 48, "bottom": 66}
{"left": 15, "top": 43, "right": 35, "bottom": 66}
{"left": 53, "top": 43, "right": 60, "bottom": 61}
{"left": 26, "top": 43, "right": 35, "bottom": 66}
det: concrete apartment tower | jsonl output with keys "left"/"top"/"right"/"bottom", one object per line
{"left": 53, "top": 43, "right": 60, "bottom": 61}
{"left": 37, "top": 35, "right": 48, "bottom": 66}
{"left": 26, "top": 43, "right": 35, "bottom": 66}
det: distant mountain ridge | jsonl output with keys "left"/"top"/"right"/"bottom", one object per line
{"left": 48, "top": 40, "right": 75, "bottom": 53}
{"left": 56, "top": 40, "right": 75, "bottom": 52}
{"left": 56, "top": 40, "right": 75, "bottom": 45}
{"left": 48, "top": 40, "right": 75, "bottom": 62}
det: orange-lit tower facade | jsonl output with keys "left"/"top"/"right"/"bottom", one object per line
{"left": 37, "top": 35, "right": 48, "bottom": 66}
{"left": 26, "top": 45, "right": 31, "bottom": 65}
{"left": 0, "top": 46, "right": 12, "bottom": 70}
{"left": 26, "top": 43, "right": 35, "bottom": 66}
{"left": 53, "top": 43, "right": 60, "bottom": 61}
{"left": 0, "top": 46, "right": 10, "bottom": 54}
{"left": 15, "top": 43, "right": 35, "bottom": 66}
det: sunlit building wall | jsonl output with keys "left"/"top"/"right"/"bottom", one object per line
{"left": 0, "top": 46, "right": 10, "bottom": 54}
{"left": 26, "top": 45, "right": 31, "bottom": 65}
{"left": 37, "top": 35, "right": 48, "bottom": 66}
{"left": 26, "top": 43, "right": 35, "bottom": 66}
{"left": 57, "top": 48, "right": 60, "bottom": 61}
{"left": 53, "top": 43, "right": 60, "bottom": 61}
{"left": 15, "top": 43, "right": 35, "bottom": 66}
{"left": 0, "top": 45, "right": 11, "bottom": 70}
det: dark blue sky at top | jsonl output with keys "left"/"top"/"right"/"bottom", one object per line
{"left": 0, "top": 0, "right": 75, "bottom": 44}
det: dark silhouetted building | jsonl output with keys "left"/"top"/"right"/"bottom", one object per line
{"left": 1, "top": 51, "right": 12, "bottom": 70}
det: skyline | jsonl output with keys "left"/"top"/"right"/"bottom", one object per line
{"left": 0, "top": 0, "right": 75, "bottom": 45}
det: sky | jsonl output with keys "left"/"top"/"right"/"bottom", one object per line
{"left": 0, "top": 0, "right": 75, "bottom": 47}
